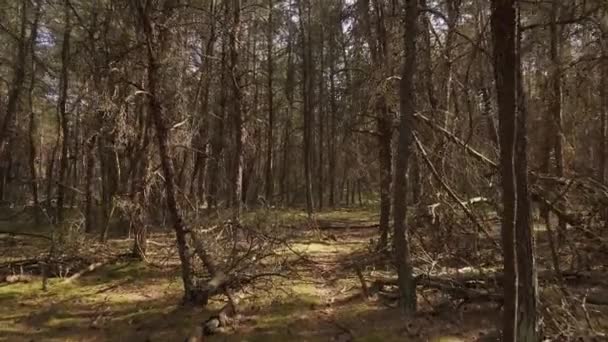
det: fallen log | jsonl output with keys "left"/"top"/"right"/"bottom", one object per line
{"left": 586, "top": 292, "right": 608, "bottom": 306}
{"left": 4, "top": 274, "right": 35, "bottom": 284}
{"left": 63, "top": 259, "right": 115, "bottom": 284}
{"left": 371, "top": 269, "right": 606, "bottom": 307}
{"left": 372, "top": 274, "right": 503, "bottom": 306}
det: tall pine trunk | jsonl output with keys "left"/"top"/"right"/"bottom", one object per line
{"left": 230, "top": 0, "right": 244, "bottom": 219}
{"left": 392, "top": 0, "right": 418, "bottom": 315}
{"left": 56, "top": 0, "right": 71, "bottom": 223}
{"left": 265, "top": 0, "right": 275, "bottom": 204}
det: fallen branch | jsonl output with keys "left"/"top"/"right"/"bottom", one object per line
{"left": 189, "top": 229, "right": 239, "bottom": 309}
{"left": 414, "top": 112, "right": 497, "bottom": 168}
{"left": 413, "top": 113, "right": 583, "bottom": 226}
{"left": 530, "top": 190, "right": 581, "bottom": 226}
{"left": 63, "top": 260, "right": 112, "bottom": 284}
{"left": 4, "top": 274, "right": 35, "bottom": 284}
{"left": 372, "top": 274, "right": 502, "bottom": 305}
{"left": 413, "top": 133, "right": 500, "bottom": 251}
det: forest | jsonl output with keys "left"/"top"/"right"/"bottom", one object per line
{"left": 0, "top": 0, "right": 607, "bottom": 341}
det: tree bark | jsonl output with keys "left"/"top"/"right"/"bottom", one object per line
{"left": 601, "top": 11, "right": 608, "bottom": 183}
{"left": 265, "top": 0, "right": 275, "bottom": 205}
{"left": 56, "top": 0, "right": 72, "bottom": 223}
{"left": 316, "top": 26, "right": 325, "bottom": 210}
{"left": 27, "top": 2, "right": 41, "bottom": 222}
{"left": 392, "top": 0, "right": 418, "bottom": 315}
{"left": 281, "top": 19, "right": 296, "bottom": 205}
{"left": 328, "top": 31, "right": 338, "bottom": 208}
{"left": 84, "top": 134, "right": 96, "bottom": 233}
{"left": 515, "top": 39, "right": 539, "bottom": 342}
{"left": 297, "top": 0, "right": 315, "bottom": 216}
{"left": 230, "top": 0, "right": 244, "bottom": 220}
{"left": 548, "top": 0, "right": 567, "bottom": 242}
{"left": 362, "top": 0, "right": 392, "bottom": 249}
{"left": 0, "top": 0, "right": 29, "bottom": 158}
{"left": 206, "top": 12, "right": 228, "bottom": 209}
{"left": 191, "top": 0, "right": 217, "bottom": 204}
{"left": 135, "top": 0, "right": 196, "bottom": 300}
{"left": 490, "top": 0, "right": 521, "bottom": 340}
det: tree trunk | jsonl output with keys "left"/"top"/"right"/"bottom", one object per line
{"left": 192, "top": 2, "right": 217, "bottom": 205}
{"left": 230, "top": 0, "right": 244, "bottom": 220}
{"left": 378, "top": 109, "right": 392, "bottom": 249}
{"left": 135, "top": 0, "right": 196, "bottom": 300}
{"left": 207, "top": 20, "right": 228, "bottom": 209}
{"left": 85, "top": 135, "right": 96, "bottom": 233}
{"left": 601, "top": 14, "right": 608, "bottom": 183}
{"left": 281, "top": 21, "right": 296, "bottom": 205}
{"left": 490, "top": 1, "right": 520, "bottom": 340}
{"left": 362, "top": 0, "right": 392, "bottom": 249}
{"left": 420, "top": 0, "right": 438, "bottom": 111}
{"left": 298, "top": 0, "right": 315, "bottom": 216}
{"left": 549, "top": 0, "right": 567, "bottom": 243}
{"left": 27, "top": 3, "right": 41, "bottom": 222}
{"left": 56, "top": 0, "right": 72, "bottom": 223}
{"left": 515, "top": 48, "right": 539, "bottom": 342}
{"left": 316, "top": 27, "right": 325, "bottom": 210}
{"left": 265, "top": 0, "right": 275, "bottom": 205}
{"left": 328, "top": 43, "right": 338, "bottom": 208}
{"left": 392, "top": 0, "right": 418, "bottom": 315}
{"left": 0, "top": 0, "right": 29, "bottom": 158}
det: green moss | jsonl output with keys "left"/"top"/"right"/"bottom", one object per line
{"left": 315, "top": 207, "right": 379, "bottom": 222}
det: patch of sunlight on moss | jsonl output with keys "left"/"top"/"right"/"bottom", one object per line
{"left": 47, "top": 315, "right": 87, "bottom": 328}
{"left": 102, "top": 262, "right": 150, "bottom": 279}
{"left": 0, "top": 278, "right": 120, "bottom": 307}
{"left": 256, "top": 300, "right": 314, "bottom": 327}
{"left": 198, "top": 207, "right": 381, "bottom": 230}
{"left": 253, "top": 283, "right": 321, "bottom": 328}
{"left": 290, "top": 282, "right": 321, "bottom": 300}
{"left": 0, "top": 279, "right": 42, "bottom": 300}
{"left": 290, "top": 242, "right": 361, "bottom": 255}
{"left": 315, "top": 206, "right": 378, "bottom": 222}
{"left": 113, "top": 305, "right": 167, "bottom": 322}
{"left": 533, "top": 223, "right": 548, "bottom": 232}
{"left": 336, "top": 301, "right": 372, "bottom": 319}
{"left": 197, "top": 207, "right": 308, "bottom": 228}
{"left": 434, "top": 265, "right": 500, "bottom": 277}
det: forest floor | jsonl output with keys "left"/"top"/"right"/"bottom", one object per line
{"left": 0, "top": 207, "right": 607, "bottom": 341}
